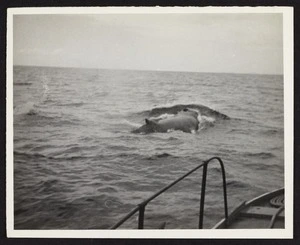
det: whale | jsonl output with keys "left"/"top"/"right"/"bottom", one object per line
{"left": 132, "top": 108, "right": 199, "bottom": 134}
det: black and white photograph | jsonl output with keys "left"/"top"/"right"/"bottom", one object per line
{"left": 6, "top": 7, "right": 293, "bottom": 238}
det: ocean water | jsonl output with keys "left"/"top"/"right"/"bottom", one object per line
{"left": 13, "top": 66, "right": 284, "bottom": 229}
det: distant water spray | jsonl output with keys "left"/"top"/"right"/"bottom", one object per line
{"left": 14, "top": 74, "right": 50, "bottom": 116}
{"left": 41, "top": 75, "right": 50, "bottom": 104}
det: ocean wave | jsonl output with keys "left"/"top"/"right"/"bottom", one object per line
{"left": 14, "top": 150, "right": 94, "bottom": 161}
{"left": 14, "top": 149, "right": 143, "bottom": 162}
{"left": 259, "top": 128, "right": 283, "bottom": 136}
{"left": 144, "top": 152, "right": 176, "bottom": 160}
{"left": 228, "top": 128, "right": 249, "bottom": 134}
{"left": 15, "top": 110, "right": 57, "bottom": 121}
{"left": 226, "top": 179, "right": 249, "bottom": 188}
{"left": 244, "top": 152, "right": 275, "bottom": 159}
{"left": 15, "top": 82, "right": 33, "bottom": 86}
{"left": 37, "top": 179, "right": 61, "bottom": 194}
{"left": 56, "top": 102, "right": 85, "bottom": 107}
{"left": 14, "top": 105, "right": 81, "bottom": 127}
{"left": 14, "top": 150, "right": 49, "bottom": 159}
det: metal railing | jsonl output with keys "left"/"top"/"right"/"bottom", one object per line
{"left": 110, "top": 157, "right": 228, "bottom": 229}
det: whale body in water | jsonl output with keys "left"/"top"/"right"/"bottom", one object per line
{"left": 132, "top": 108, "right": 199, "bottom": 134}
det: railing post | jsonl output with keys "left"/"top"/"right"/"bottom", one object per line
{"left": 199, "top": 163, "right": 208, "bottom": 229}
{"left": 138, "top": 205, "right": 145, "bottom": 229}
{"left": 219, "top": 159, "right": 229, "bottom": 225}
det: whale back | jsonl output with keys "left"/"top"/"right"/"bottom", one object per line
{"left": 177, "top": 108, "right": 199, "bottom": 119}
{"left": 157, "top": 115, "right": 199, "bottom": 132}
{"left": 132, "top": 109, "right": 199, "bottom": 134}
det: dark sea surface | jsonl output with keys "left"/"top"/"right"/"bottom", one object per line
{"left": 13, "top": 66, "right": 284, "bottom": 229}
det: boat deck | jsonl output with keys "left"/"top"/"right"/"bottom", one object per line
{"left": 214, "top": 188, "right": 284, "bottom": 229}
{"left": 227, "top": 216, "right": 284, "bottom": 229}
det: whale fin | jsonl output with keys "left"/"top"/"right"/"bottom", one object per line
{"left": 145, "top": 118, "right": 157, "bottom": 126}
{"left": 145, "top": 118, "right": 163, "bottom": 132}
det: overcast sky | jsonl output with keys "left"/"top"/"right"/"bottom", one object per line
{"left": 13, "top": 13, "right": 283, "bottom": 74}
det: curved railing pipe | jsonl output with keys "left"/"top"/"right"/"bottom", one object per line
{"left": 111, "top": 156, "right": 228, "bottom": 229}
{"left": 198, "top": 157, "right": 228, "bottom": 228}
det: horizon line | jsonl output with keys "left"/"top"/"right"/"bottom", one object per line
{"left": 13, "top": 64, "right": 283, "bottom": 76}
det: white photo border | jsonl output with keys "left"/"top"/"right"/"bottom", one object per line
{"left": 6, "top": 6, "right": 294, "bottom": 239}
